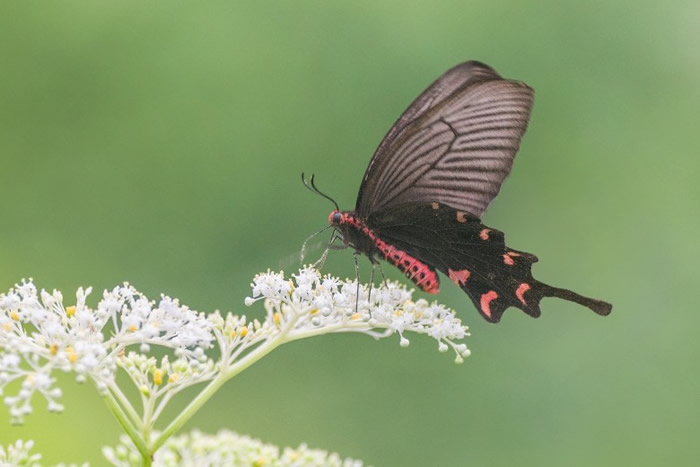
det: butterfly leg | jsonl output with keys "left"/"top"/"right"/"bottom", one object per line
{"left": 354, "top": 252, "right": 361, "bottom": 314}
{"left": 313, "top": 231, "right": 345, "bottom": 269}
{"left": 300, "top": 225, "right": 332, "bottom": 266}
{"left": 367, "top": 264, "right": 376, "bottom": 304}
{"left": 376, "top": 262, "right": 389, "bottom": 288}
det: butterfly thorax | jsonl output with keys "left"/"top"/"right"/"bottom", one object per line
{"left": 328, "top": 209, "right": 440, "bottom": 294}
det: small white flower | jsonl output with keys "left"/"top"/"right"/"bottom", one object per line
{"left": 0, "top": 439, "right": 41, "bottom": 466}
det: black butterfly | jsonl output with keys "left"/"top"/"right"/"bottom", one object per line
{"left": 308, "top": 60, "right": 612, "bottom": 323}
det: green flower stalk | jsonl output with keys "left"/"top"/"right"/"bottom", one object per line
{"left": 0, "top": 267, "right": 470, "bottom": 465}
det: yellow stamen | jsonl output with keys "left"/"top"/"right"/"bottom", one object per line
{"left": 153, "top": 369, "right": 163, "bottom": 386}
{"left": 230, "top": 329, "right": 237, "bottom": 338}
{"left": 168, "top": 373, "right": 179, "bottom": 384}
{"left": 65, "top": 306, "right": 76, "bottom": 317}
{"left": 3, "top": 322, "right": 11, "bottom": 331}
{"left": 128, "top": 324, "right": 138, "bottom": 332}
{"left": 351, "top": 313, "right": 361, "bottom": 320}
{"left": 10, "top": 310, "right": 19, "bottom": 321}
{"left": 49, "top": 344, "right": 59, "bottom": 355}
{"left": 309, "top": 308, "right": 319, "bottom": 315}
{"left": 66, "top": 347, "right": 78, "bottom": 363}
{"left": 239, "top": 326, "right": 248, "bottom": 337}
{"left": 273, "top": 312, "right": 281, "bottom": 325}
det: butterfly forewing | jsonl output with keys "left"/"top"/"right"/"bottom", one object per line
{"left": 356, "top": 61, "right": 534, "bottom": 218}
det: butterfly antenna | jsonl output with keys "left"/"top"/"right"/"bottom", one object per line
{"left": 301, "top": 172, "right": 340, "bottom": 211}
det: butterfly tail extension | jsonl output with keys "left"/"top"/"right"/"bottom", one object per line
{"left": 536, "top": 283, "right": 613, "bottom": 317}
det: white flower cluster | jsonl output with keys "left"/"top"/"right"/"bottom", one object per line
{"left": 0, "top": 267, "right": 469, "bottom": 428}
{"left": 0, "top": 280, "right": 214, "bottom": 424}
{"left": 103, "top": 430, "right": 365, "bottom": 467}
{"left": 245, "top": 267, "right": 470, "bottom": 360}
{"left": 0, "top": 439, "right": 41, "bottom": 466}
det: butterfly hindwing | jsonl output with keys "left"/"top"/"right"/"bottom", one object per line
{"left": 367, "top": 202, "right": 611, "bottom": 323}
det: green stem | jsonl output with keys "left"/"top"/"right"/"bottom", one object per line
{"left": 109, "top": 380, "right": 143, "bottom": 428}
{"left": 150, "top": 318, "right": 298, "bottom": 453}
{"left": 103, "top": 390, "right": 150, "bottom": 461}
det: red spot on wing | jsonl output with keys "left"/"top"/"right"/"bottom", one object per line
{"left": 516, "top": 283, "right": 531, "bottom": 305}
{"left": 503, "top": 254, "right": 515, "bottom": 266}
{"left": 448, "top": 268, "right": 471, "bottom": 286}
{"left": 479, "top": 229, "right": 491, "bottom": 240}
{"left": 480, "top": 291, "right": 498, "bottom": 319}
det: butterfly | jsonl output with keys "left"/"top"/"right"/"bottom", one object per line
{"left": 307, "top": 60, "right": 612, "bottom": 323}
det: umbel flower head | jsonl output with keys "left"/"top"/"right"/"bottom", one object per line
{"left": 244, "top": 267, "right": 470, "bottom": 358}
{"left": 0, "top": 266, "right": 470, "bottom": 463}
{"left": 103, "top": 429, "right": 365, "bottom": 467}
{"left": 0, "top": 279, "right": 214, "bottom": 424}
{"left": 1, "top": 431, "right": 365, "bottom": 467}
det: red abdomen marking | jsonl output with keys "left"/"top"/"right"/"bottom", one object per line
{"left": 374, "top": 237, "right": 440, "bottom": 294}
{"left": 335, "top": 211, "right": 440, "bottom": 294}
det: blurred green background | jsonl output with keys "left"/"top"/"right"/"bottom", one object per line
{"left": 1, "top": 1, "right": 698, "bottom": 465}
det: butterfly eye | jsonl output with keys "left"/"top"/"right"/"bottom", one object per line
{"left": 330, "top": 212, "right": 342, "bottom": 224}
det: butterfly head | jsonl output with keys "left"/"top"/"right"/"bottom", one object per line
{"left": 328, "top": 210, "right": 342, "bottom": 225}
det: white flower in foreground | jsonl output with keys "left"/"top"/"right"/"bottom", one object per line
{"left": 0, "top": 267, "right": 469, "bottom": 463}
{"left": 103, "top": 430, "right": 365, "bottom": 467}
{"left": 0, "top": 439, "right": 41, "bottom": 466}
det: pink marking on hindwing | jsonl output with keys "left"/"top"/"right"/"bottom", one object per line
{"left": 480, "top": 291, "right": 499, "bottom": 319}
{"left": 448, "top": 268, "right": 471, "bottom": 286}
{"left": 503, "top": 251, "right": 521, "bottom": 266}
{"left": 516, "top": 283, "right": 531, "bottom": 305}
{"left": 479, "top": 229, "right": 491, "bottom": 240}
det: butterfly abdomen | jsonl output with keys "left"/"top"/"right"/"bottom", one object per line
{"left": 330, "top": 210, "right": 440, "bottom": 294}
